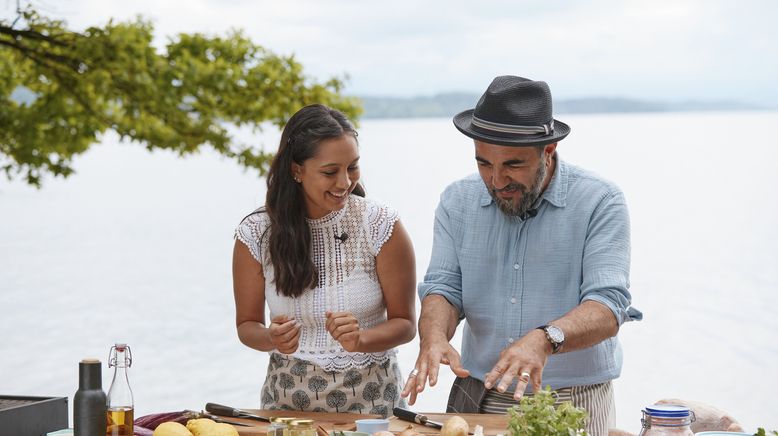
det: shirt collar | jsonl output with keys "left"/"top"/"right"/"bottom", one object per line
{"left": 479, "top": 153, "right": 568, "bottom": 208}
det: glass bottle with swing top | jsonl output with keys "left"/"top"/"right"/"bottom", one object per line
{"left": 106, "top": 343, "right": 134, "bottom": 436}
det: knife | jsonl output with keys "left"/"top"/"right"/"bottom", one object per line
{"left": 202, "top": 412, "right": 254, "bottom": 427}
{"left": 206, "top": 402, "right": 273, "bottom": 422}
{"left": 393, "top": 407, "right": 444, "bottom": 429}
{"left": 183, "top": 409, "right": 253, "bottom": 427}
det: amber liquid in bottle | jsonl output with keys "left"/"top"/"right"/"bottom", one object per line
{"left": 106, "top": 406, "right": 134, "bottom": 436}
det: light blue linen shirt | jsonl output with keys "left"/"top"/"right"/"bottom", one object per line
{"left": 419, "top": 156, "right": 642, "bottom": 391}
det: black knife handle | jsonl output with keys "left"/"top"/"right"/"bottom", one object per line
{"left": 393, "top": 407, "right": 426, "bottom": 424}
{"left": 206, "top": 402, "right": 239, "bottom": 417}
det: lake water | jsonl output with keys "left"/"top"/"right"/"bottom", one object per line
{"left": 1, "top": 112, "right": 777, "bottom": 433}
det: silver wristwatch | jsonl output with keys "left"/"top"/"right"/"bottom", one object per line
{"left": 537, "top": 324, "right": 565, "bottom": 354}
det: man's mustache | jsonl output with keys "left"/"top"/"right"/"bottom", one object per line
{"left": 494, "top": 182, "right": 527, "bottom": 193}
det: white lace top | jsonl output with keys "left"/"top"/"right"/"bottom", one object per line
{"left": 235, "top": 195, "right": 400, "bottom": 371}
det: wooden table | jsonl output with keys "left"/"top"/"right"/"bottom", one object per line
{"left": 229, "top": 411, "right": 509, "bottom": 436}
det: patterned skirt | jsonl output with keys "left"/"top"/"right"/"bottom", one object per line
{"left": 260, "top": 353, "right": 406, "bottom": 418}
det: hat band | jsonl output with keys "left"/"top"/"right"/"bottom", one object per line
{"left": 472, "top": 116, "right": 554, "bottom": 136}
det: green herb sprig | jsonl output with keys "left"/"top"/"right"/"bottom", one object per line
{"left": 506, "top": 386, "right": 588, "bottom": 436}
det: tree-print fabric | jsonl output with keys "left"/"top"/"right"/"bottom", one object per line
{"left": 261, "top": 353, "right": 406, "bottom": 418}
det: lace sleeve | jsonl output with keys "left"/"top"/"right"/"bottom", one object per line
{"left": 365, "top": 200, "right": 400, "bottom": 256}
{"left": 233, "top": 210, "right": 269, "bottom": 263}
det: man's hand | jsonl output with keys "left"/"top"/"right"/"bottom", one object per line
{"left": 483, "top": 329, "right": 551, "bottom": 400}
{"left": 325, "top": 311, "right": 361, "bottom": 352}
{"left": 269, "top": 315, "right": 301, "bottom": 354}
{"left": 400, "top": 335, "right": 471, "bottom": 405}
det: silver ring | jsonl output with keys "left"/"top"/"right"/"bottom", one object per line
{"left": 408, "top": 368, "right": 419, "bottom": 378}
{"left": 519, "top": 371, "right": 531, "bottom": 380}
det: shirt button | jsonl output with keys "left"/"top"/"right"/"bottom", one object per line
{"left": 508, "top": 338, "right": 514, "bottom": 343}
{"left": 513, "top": 263, "right": 520, "bottom": 270}
{"left": 510, "top": 297, "right": 517, "bottom": 304}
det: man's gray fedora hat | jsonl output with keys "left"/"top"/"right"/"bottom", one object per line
{"left": 453, "top": 76, "right": 570, "bottom": 147}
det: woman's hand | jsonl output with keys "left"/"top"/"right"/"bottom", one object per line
{"left": 325, "top": 311, "right": 361, "bottom": 352}
{"left": 268, "top": 314, "right": 300, "bottom": 354}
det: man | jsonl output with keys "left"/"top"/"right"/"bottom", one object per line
{"left": 400, "top": 76, "right": 642, "bottom": 434}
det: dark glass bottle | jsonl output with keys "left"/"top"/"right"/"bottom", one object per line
{"left": 74, "top": 358, "right": 107, "bottom": 436}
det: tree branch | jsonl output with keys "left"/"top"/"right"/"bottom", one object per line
{"left": 0, "top": 35, "right": 82, "bottom": 70}
{"left": 0, "top": 38, "right": 67, "bottom": 73}
{"left": 0, "top": 24, "right": 71, "bottom": 46}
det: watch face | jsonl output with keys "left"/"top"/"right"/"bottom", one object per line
{"left": 547, "top": 326, "right": 564, "bottom": 343}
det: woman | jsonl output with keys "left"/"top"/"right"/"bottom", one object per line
{"left": 232, "top": 104, "right": 416, "bottom": 417}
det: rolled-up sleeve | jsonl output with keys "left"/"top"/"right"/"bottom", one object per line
{"left": 580, "top": 191, "right": 643, "bottom": 325}
{"left": 418, "top": 195, "right": 465, "bottom": 320}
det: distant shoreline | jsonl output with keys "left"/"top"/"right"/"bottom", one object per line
{"left": 10, "top": 85, "right": 767, "bottom": 120}
{"left": 357, "top": 93, "right": 768, "bottom": 119}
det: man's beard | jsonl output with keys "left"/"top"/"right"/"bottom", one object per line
{"left": 489, "top": 160, "right": 547, "bottom": 217}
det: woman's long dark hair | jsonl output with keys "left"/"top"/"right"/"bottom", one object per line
{"left": 266, "top": 104, "right": 364, "bottom": 298}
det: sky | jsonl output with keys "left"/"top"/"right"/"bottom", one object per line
{"left": 3, "top": 0, "right": 777, "bottom": 105}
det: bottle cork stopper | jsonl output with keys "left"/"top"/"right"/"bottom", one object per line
{"left": 80, "top": 358, "right": 101, "bottom": 363}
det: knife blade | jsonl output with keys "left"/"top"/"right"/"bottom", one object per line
{"left": 393, "top": 407, "right": 444, "bottom": 429}
{"left": 183, "top": 410, "right": 254, "bottom": 427}
{"left": 205, "top": 402, "right": 273, "bottom": 422}
{"left": 203, "top": 412, "right": 254, "bottom": 427}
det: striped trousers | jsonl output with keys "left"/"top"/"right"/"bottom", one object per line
{"left": 447, "top": 377, "right": 615, "bottom": 436}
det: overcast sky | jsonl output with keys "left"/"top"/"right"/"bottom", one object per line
{"left": 4, "top": 0, "right": 777, "bottom": 104}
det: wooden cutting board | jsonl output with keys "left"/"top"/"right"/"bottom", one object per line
{"left": 230, "top": 411, "right": 509, "bottom": 436}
